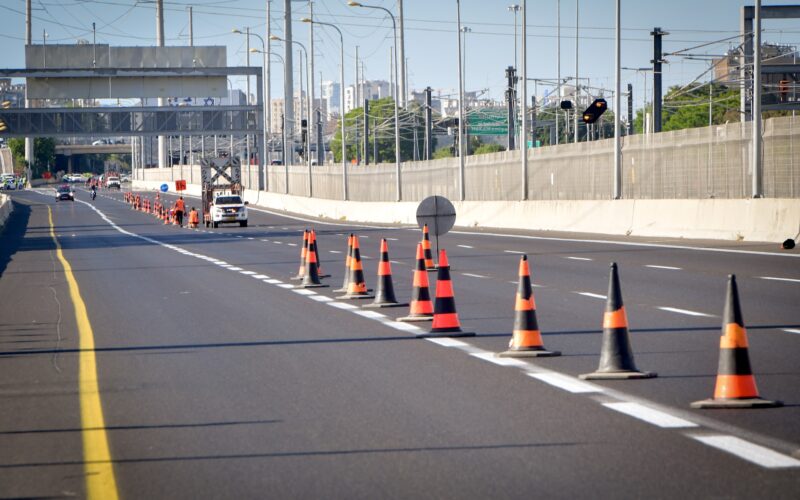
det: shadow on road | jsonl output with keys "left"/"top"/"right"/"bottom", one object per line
{"left": 0, "top": 201, "right": 35, "bottom": 280}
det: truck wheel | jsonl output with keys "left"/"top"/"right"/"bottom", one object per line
{"left": 240, "top": 221, "right": 247, "bottom": 228}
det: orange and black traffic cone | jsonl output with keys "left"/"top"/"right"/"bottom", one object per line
{"left": 417, "top": 249, "right": 474, "bottom": 338}
{"left": 311, "top": 229, "right": 330, "bottom": 278}
{"left": 297, "top": 231, "right": 328, "bottom": 289}
{"left": 333, "top": 234, "right": 354, "bottom": 293}
{"left": 421, "top": 224, "right": 436, "bottom": 271}
{"left": 397, "top": 243, "right": 435, "bottom": 322}
{"left": 364, "top": 239, "right": 407, "bottom": 308}
{"left": 497, "top": 255, "right": 560, "bottom": 358}
{"left": 338, "top": 235, "right": 374, "bottom": 299}
{"left": 580, "top": 263, "right": 655, "bottom": 380}
{"left": 291, "top": 230, "right": 309, "bottom": 281}
{"left": 163, "top": 207, "right": 170, "bottom": 225}
{"left": 691, "top": 275, "right": 781, "bottom": 409}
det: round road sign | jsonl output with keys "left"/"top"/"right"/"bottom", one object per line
{"left": 416, "top": 195, "right": 456, "bottom": 236}
{"left": 160, "top": 183, "right": 169, "bottom": 192}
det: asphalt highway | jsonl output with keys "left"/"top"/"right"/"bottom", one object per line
{"left": 1, "top": 186, "right": 799, "bottom": 499}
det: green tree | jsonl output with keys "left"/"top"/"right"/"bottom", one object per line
{"left": 634, "top": 84, "right": 740, "bottom": 133}
{"left": 7, "top": 137, "right": 56, "bottom": 177}
{"left": 432, "top": 146, "right": 454, "bottom": 159}
{"left": 473, "top": 143, "right": 505, "bottom": 155}
{"left": 330, "top": 97, "right": 428, "bottom": 163}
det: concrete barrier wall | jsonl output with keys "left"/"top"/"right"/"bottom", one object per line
{"left": 133, "top": 178, "right": 800, "bottom": 243}
{"left": 0, "top": 194, "right": 13, "bottom": 231}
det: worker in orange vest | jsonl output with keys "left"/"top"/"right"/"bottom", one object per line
{"left": 188, "top": 207, "right": 199, "bottom": 228}
{"left": 174, "top": 196, "right": 186, "bottom": 226}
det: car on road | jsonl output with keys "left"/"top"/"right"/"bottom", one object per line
{"left": 209, "top": 194, "right": 248, "bottom": 228}
{"left": 1, "top": 174, "right": 16, "bottom": 190}
{"left": 105, "top": 176, "right": 121, "bottom": 190}
{"left": 55, "top": 184, "right": 75, "bottom": 201}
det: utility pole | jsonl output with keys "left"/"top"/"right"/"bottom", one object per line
{"left": 308, "top": 1, "right": 315, "bottom": 172}
{"left": 627, "top": 83, "right": 633, "bottom": 135}
{"left": 556, "top": 0, "right": 560, "bottom": 144}
{"left": 506, "top": 66, "right": 516, "bottom": 150}
{"left": 613, "top": 0, "right": 621, "bottom": 199}
{"left": 354, "top": 46, "right": 360, "bottom": 165}
{"left": 283, "top": 0, "right": 294, "bottom": 165}
{"left": 188, "top": 6, "right": 193, "bottom": 46}
{"left": 266, "top": 0, "right": 272, "bottom": 171}
{"left": 574, "top": 0, "right": 579, "bottom": 143}
{"left": 363, "top": 99, "right": 370, "bottom": 165}
{"left": 157, "top": 0, "right": 168, "bottom": 169}
{"left": 752, "top": 0, "right": 763, "bottom": 198}
{"left": 246, "top": 26, "right": 251, "bottom": 172}
{"left": 651, "top": 27, "right": 667, "bottom": 133}
{"left": 520, "top": 0, "right": 528, "bottom": 200}
{"left": 398, "top": 0, "right": 406, "bottom": 107}
{"left": 25, "top": 0, "right": 33, "bottom": 180}
{"left": 456, "top": 0, "right": 466, "bottom": 201}
{"left": 424, "top": 86, "right": 432, "bottom": 160}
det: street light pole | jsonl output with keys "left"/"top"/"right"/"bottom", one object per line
{"left": 520, "top": 0, "right": 527, "bottom": 200}
{"left": 456, "top": 0, "right": 466, "bottom": 201}
{"left": 235, "top": 28, "right": 269, "bottom": 190}
{"left": 507, "top": 5, "right": 520, "bottom": 71}
{"left": 613, "top": 0, "right": 621, "bottom": 199}
{"left": 348, "top": 1, "right": 402, "bottom": 202}
{"left": 302, "top": 17, "right": 348, "bottom": 200}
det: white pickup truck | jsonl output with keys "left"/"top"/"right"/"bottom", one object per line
{"left": 209, "top": 194, "right": 248, "bottom": 228}
{"left": 105, "top": 176, "right": 121, "bottom": 190}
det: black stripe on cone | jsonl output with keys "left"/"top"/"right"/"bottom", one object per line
{"left": 291, "top": 230, "right": 309, "bottom": 280}
{"left": 312, "top": 229, "right": 331, "bottom": 278}
{"left": 580, "top": 262, "right": 656, "bottom": 380}
{"left": 691, "top": 275, "right": 781, "bottom": 409}
{"left": 365, "top": 239, "right": 408, "bottom": 308}
{"left": 397, "top": 242, "right": 435, "bottom": 322}
{"left": 422, "top": 224, "right": 437, "bottom": 272}
{"left": 333, "top": 234, "right": 354, "bottom": 293}
{"left": 337, "top": 235, "right": 374, "bottom": 299}
{"left": 297, "top": 232, "right": 328, "bottom": 289}
{"left": 497, "top": 255, "right": 560, "bottom": 358}
{"left": 417, "top": 249, "right": 474, "bottom": 338}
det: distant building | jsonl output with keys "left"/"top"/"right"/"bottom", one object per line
{"left": 714, "top": 44, "right": 798, "bottom": 88}
{"left": 344, "top": 79, "right": 392, "bottom": 113}
{"left": 320, "top": 80, "right": 340, "bottom": 116}
{"left": 0, "top": 79, "right": 26, "bottom": 107}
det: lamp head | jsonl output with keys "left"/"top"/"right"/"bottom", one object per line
{"left": 232, "top": 28, "right": 242, "bottom": 34}
{"left": 269, "top": 34, "right": 281, "bottom": 41}
{"left": 300, "top": 17, "right": 312, "bottom": 23}
{"left": 347, "top": 1, "right": 362, "bottom": 7}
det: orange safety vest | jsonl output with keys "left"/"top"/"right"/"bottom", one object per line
{"left": 188, "top": 210, "right": 199, "bottom": 225}
{"left": 175, "top": 199, "right": 186, "bottom": 213}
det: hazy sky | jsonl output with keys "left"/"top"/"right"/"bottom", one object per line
{"left": 1, "top": 0, "right": 798, "bottom": 114}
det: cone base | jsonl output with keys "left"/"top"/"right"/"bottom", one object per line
{"left": 318, "top": 273, "right": 331, "bottom": 278}
{"left": 690, "top": 397, "right": 782, "bottom": 409}
{"left": 337, "top": 293, "right": 375, "bottom": 300}
{"left": 396, "top": 315, "right": 433, "bottom": 322}
{"left": 579, "top": 370, "right": 657, "bottom": 380}
{"left": 290, "top": 275, "right": 304, "bottom": 281}
{"left": 363, "top": 301, "right": 409, "bottom": 309}
{"left": 416, "top": 331, "right": 475, "bottom": 339}
{"left": 497, "top": 348, "right": 561, "bottom": 358}
{"left": 333, "top": 287, "right": 348, "bottom": 293}
{"left": 296, "top": 283, "right": 329, "bottom": 289}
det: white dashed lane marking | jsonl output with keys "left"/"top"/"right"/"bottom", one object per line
{"left": 690, "top": 436, "right": 800, "bottom": 469}
{"left": 566, "top": 256, "right": 592, "bottom": 261}
{"left": 458, "top": 245, "right": 474, "bottom": 249}
{"left": 658, "top": 307, "right": 713, "bottom": 317}
{"left": 504, "top": 250, "right": 525, "bottom": 255}
{"left": 575, "top": 292, "right": 607, "bottom": 300}
{"left": 528, "top": 373, "right": 603, "bottom": 394}
{"left": 759, "top": 276, "right": 800, "bottom": 283}
{"left": 646, "top": 265, "right": 682, "bottom": 270}
{"left": 784, "top": 329, "right": 800, "bottom": 335}
{"left": 603, "top": 402, "right": 697, "bottom": 428}
{"left": 462, "top": 273, "right": 487, "bottom": 279}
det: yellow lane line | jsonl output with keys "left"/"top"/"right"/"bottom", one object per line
{"left": 48, "top": 206, "right": 120, "bottom": 500}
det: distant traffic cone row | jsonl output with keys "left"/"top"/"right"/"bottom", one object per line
{"left": 580, "top": 263, "right": 656, "bottom": 380}
{"left": 691, "top": 275, "right": 781, "bottom": 409}
{"left": 338, "top": 235, "right": 374, "bottom": 299}
{"left": 497, "top": 255, "right": 560, "bottom": 358}
{"left": 364, "top": 239, "right": 407, "bottom": 308}
{"left": 397, "top": 243, "right": 434, "bottom": 322}
{"left": 418, "top": 249, "right": 473, "bottom": 338}
{"left": 421, "top": 224, "right": 436, "bottom": 271}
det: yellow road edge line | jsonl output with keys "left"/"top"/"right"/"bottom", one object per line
{"left": 48, "top": 206, "right": 120, "bottom": 500}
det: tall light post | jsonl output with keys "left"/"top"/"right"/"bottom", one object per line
{"left": 301, "top": 17, "right": 349, "bottom": 201}
{"left": 507, "top": 5, "right": 520, "bottom": 71}
{"left": 461, "top": 26, "right": 472, "bottom": 155}
{"left": 252, "top": 48, "right": 284, "bottom": 191}
{"left": 348, "top": 1, "right": 402, "bottom": 202}
{"left": 520, "top": 0, "right": 527, "bottom": 200}
{"left": 456, "top": 0, "right": 466, "bottom": 201}
{"left": 234, "top": 28, "right": 269, "bottom": 190}
{"left": 271, "top": 34, "right": 313, "bottom": 197}
{"left": 613, "top": 0, "right": 621, "bottom": 200}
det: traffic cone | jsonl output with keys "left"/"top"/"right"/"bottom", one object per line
{"left": 297, "top": 231, "right": 328, "bottom": 289}
{"left": 291, "top": 230, "right": 309, "bottom": 281}
{"left": 418, "top": 249, "right": 474, "bottom": 338}
{"left": 311, "top": 229, "right": 330, "bottom": 278}
{"left": 163, "top": 208, "right": 169, "bottom": 225}
{"left": 421, "top": 224, "right": 436, "bottom": 271}
{"left": 333, "top": 234, "right": 354, "bottom": 293}
{"left": 338, "top": 235, "right": 374, "bottom": 299}
{"left": 364, "top": 239, "right": 408, "bottom": 308}
{"left": 580, "top": 263, "right": 656, "bottom": 380}
{"left": 497, "top": 255, "right": 560, "bottom": 358}
{"left": 397, "top": 243, "right": 435, "bottom": 322}
{"left": 691, "top": 275, "right": 781, "bottom": 409}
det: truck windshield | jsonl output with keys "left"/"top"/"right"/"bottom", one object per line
{"left": 215, "top": 196, "right": 242, "bottom": 205}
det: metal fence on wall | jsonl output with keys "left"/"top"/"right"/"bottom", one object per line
{"left": 142, "top": 116, "right": 799, "bottom": 201}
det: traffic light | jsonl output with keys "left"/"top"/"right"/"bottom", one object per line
{"left": 560, "top": 100, "right": 573, "bottom": 110}
{"left": 779, "top": 80, "right": 789, "bottom": 103}
{"left": 582, "top": 98, "right": 608, "bottom": 124}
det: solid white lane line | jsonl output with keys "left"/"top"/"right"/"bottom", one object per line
{"left": 240, "top": 270, "right": 256, "bottom": 275}
{"left": 784, "top": 329, "right": 800, "bottom": 335}
{"left": 424, "top": 337, "right": 469, "bottom": 348}
{"left": 576, "top": 292, "right": 607, "bottom": 300}
{"left": 277, "top": 283, "right": 294, "bottom": 289}
{"left": 328, "top": 302, "right": 358, "bottom": 310}
{"left": 646, "top": 265, "right": 682, "bottom": 270}
{"left": 292, "top": 289, "right": 317, "bottom": 296}
{"left": 528, "top": 373, "right": 603, "bottom": 394}
{"left": 264, "top": 279, "right": 283, "bottom": 284}
{"left": 384, "top": 321, "right": 423, "bottom": 333}
{"left": 603, "top": 402, "right": 698, "bottom": 428}
{"left": 228, "top": 267, "right": 244, "bottom": 272}
{"left": 470, "top": 352, "right": 529, "bottom": 368}
{"left": 691, "top": 435, "right": 800, "bottom": 469}
{"left": 658, "top": 307, "right": 713, "bottom": 317}
{"left": 462, "top": 273, "right": 487, "bottom": 278}
{"left": 504, "top": 250, "right": 525, "bottom": 254}
{"left": 566, "top": 256, "right": 592, "bottom": 261}
{"left": 759, "top": 276, "right": 800, "bottom": 283}
{"left": 458, "top": 245, "right": 474, "bottom": 249}
{"left": 253, "top": 274, "right": 269, "bottom": 279}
